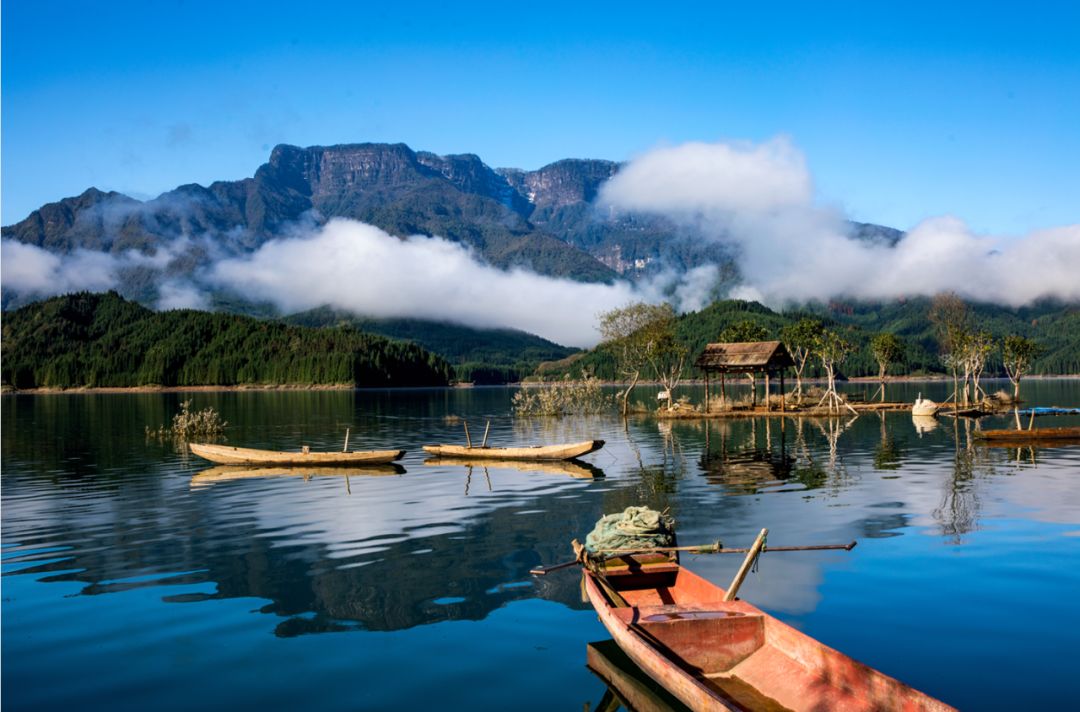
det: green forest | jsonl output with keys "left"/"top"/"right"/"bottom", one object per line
{"left": 2, "top": 292, "right": 452, "bottom": 389}
{"left": 285, "top": 306, "right": 576, "bottom": 384}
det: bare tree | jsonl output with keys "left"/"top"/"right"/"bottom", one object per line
{"left": 814, "top": 329, "right": 857, "bottom": 415}
{"left": 781, "top": 318, "right": 823, "bottom": 404}
{"left": 963, "top": 331, "right": 993, "bottom": 405}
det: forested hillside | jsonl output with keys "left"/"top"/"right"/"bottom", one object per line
{"left": 286, "top": 306, "right": 577, "bottom": 383}
{"left": 1, "top": 292, "right": 452, "bottom": 389}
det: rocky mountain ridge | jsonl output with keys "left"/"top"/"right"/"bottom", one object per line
{"left": 2, "top": 141, "right": 901, "bottom": 312}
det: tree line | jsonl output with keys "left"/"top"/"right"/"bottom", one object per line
{"left": 555, "top": 294, "right": 1054, "bottom": 410}
{"left": 1, "top": 292, "right": 453, "bottom": 389}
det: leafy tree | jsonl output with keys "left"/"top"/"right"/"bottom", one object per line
{"left": 599, "top": 302, "right": 672, "bottom": 416}
{"left": 718, "top": 320, "right": 769, "bottom": 343}
{"left": 929, "top": 292, "right": 971, "bottom": 407}
{"left": 1002, "top": 335, "right": 1044, "bottom": 401}
{"left": 641, "top": 304, "right": 689, "bottom": 411}
{"left": 870, "top": 332, "right": 905, "bottom": 402}
{"left": 781, "top": 318, "right": 824, "bottom": 404}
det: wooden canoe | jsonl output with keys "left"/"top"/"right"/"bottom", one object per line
{"left": 189, "top": 442, "right": 405, "bottom": 466}
{"left": 422, "top": 457, "right": 603, "bottom": 479}
{"left": 974, "top": 426, "right": 1080, "bottom": 443}
{"left": 191, "top": 464, "right": 404, "bottom": 487}
{"left": 421, "top": 439, "right": 604, "bottom": 461}
{"left": 582, "top": 553, "right": 955, "bottom": 712}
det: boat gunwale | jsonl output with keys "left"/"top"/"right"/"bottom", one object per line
{"left": 420, "top": 438, "right": 604, "bottom": 461}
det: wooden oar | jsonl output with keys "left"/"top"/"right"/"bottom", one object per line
{"left": 529, "top": 539, "right": 857, "bottom": 575}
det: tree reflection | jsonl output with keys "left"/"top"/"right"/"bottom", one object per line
{"left": 933, "top": 418, "right": 991, "bottom": 543}
{"left": 873, "top": 411, "right": 903, "bottom": 471}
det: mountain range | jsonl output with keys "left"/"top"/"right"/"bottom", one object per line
{"left": 2, "top": 141, "right": 900, "bottom": 311}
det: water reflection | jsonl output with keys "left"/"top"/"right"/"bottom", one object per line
{"left": 874, "top": 412, "right": 904, "bottom": 471}
{"left": 933, "top": 419, "right": 991, "bottom": 543}
{"left": 5, "top": 385, "right": 1080, "bottom": 711}
{"left": 423, "top": 458, "right": 605, "bottom": 480}
{"left": 191, "top": 464, "right": 406, "bottom": 489}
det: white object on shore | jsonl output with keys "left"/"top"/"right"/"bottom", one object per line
{"left": 657, "top": 390, "right": 671, "bottom": 401}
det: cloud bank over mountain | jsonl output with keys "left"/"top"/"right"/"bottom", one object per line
{"left": 206, "top": 219, "right": 724, "bottom": 347}
{"left": 3, "top": 137, "right": 1078, "bottom": 346}
{"left": 600, "top": 138, "right": 1080, "bottom": 306}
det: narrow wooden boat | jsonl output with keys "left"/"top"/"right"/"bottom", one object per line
{"left": 191, "top": 464, "right": 405, "bottom": 487}
{"left": 974, "top": 426, "right": 1080, "bottom": 443}
{"left": 189, "top": 442, "right": 405, "bottom": 466}
{"left": 422, "top": 457, "right": 603, "bottom": 479}
{"left": 582, "top": 553, "right": 955, "bottom": 712}
{"left": 421, "top": 439, "right": 604, "bottom": 461}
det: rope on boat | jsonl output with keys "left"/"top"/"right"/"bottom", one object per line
{"left": 751, "top": 531, "right": 768, "bottom": 574}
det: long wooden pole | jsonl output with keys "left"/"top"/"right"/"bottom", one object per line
{"left": 343, "top": 427, "right": 350, "bottom": 453}
{"left": 463, "top": 420, "right": 472, "bottom": 448}
{"left": 724, "top": 528, "right": 768, "bottom": 602}
{"left": 481, "top": 420, "right": 491, "bottom": 447}
{"left": 529, "top": 538, "right": 855, "bottom": 576}
{"left": 599, "top": 541, "right": 856, "bottom": 555}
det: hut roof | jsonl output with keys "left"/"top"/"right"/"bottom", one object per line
{"left": 694, "top": 340, "right": 795, "bottom": 373}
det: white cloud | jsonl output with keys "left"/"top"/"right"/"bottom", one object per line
{"left": 600, "top": 138, "right": 1080, "bottom": 306}
{"left": 1, "top": 239, "right": 120, "bottom": 294}
{"left": 207, "top": 219, "right": 654, "bottom": 347}
{"left": 157, "top": 280, "right": 210, "bottom": 310}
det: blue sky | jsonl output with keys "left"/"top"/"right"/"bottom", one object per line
{"left": 3, "top": 0, "right": 1078, "bottom": 234}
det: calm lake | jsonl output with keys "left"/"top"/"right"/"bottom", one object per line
{"left": 3, "top": 380, "right": 1079, "bottom": 711}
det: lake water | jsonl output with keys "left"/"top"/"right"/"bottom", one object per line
{"left": 3, "top": 380, "right": 1079, "bottom": 711}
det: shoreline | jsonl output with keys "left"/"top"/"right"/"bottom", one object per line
{"left": 4, "top": 374, "right": 1078, "bottom": 396}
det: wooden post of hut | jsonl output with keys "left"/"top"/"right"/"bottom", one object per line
{"left": 765, "top": 372, "right": 771, "bottom": 412}
{"left": 780, "top": 370, "right": 786, "bottom": 413}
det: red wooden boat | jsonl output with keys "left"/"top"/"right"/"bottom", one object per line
{"left": 582, "top": 552, "right": 955, "bottom": 712}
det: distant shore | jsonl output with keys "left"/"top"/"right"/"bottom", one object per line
{"left": 1, "top": 383, "right": 358, "bottom": 395}
{"left": 4, "top": 374, "right": 1077, "bottom": 395}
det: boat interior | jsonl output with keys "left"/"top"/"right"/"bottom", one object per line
{"left": 594, "top": 556, "right": 947, "bottom": 712}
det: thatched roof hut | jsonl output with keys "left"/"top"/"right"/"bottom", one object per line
{"left": 694, "top": 340, "right": 795, "bottom": 374}
{"left": 695, "top": 340, "right": 795, "bottom": 411}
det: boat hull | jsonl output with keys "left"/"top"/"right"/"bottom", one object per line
{"left": 974, "top": 426, "right": 1080, "bottom": 442}
{"left": 189, "top": 443, "right": 404, "bottom": 466}
{"left": 582, "top": 556, "right": 955, "bottom": 712}
{"left": 421, "top": 439, "right": 604, "bottom": 461}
